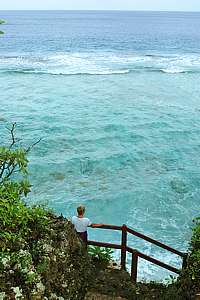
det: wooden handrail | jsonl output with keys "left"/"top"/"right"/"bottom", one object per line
{"left": 88, "top": 223, "right": 187, "bottom": 283}
{"left": 90, "top": 223, "right": 185, "bottom": 257}
{"left": 126, "top": 227, "right": 185, "bottom": 257}
{"left": 90, "top": 224, "right": 122, "bottom": 231}
{"left": 137, "top": 251, "right": 180, "bottom": 274}
{"left": 88, "top": 240, "right": 121, "bottom": 250}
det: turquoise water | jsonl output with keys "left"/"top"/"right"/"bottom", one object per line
{"left": 1, "top": 11, "right": 200, "bottom": 280}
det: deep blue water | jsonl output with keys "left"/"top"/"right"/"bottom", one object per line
{"left": 0, "top": 11, "right": 200, "bottom": 280}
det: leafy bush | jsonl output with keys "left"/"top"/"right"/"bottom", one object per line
{"left": 188, "top": 217, "right": 200, "bottom": 284}
{"left": 0, "top": 123, "right": 52, "bottom": 295}
{"left": 0, "top": 123, "right": 49, "bottom": 249}
{"left": 172, "top": 217, "right": 200, "bottom": 299}
{"left": 0, "top": 19, "right": 5, "bottom": 34}
{"left": 88, "top": 246, "right": 113, "bottom": 265}
{"left": 0, "top": 186, "right": 50, "bottom": 246}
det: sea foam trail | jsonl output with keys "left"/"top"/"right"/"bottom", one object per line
{"left": 161, "top": 69, "right": 186, "bottom": 74}
{"left": 0, "top": 69, "right": 130, "bottom": 75}
{"left": 0, "top": 52, "right": 200, "bottom": 75}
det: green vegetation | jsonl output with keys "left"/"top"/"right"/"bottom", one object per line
{"left": 189, "top": 217, "right": 200, "bottom": 283}
{"left": 0, "top": 19, "right": 5, "bottom": 34}
{"left": 88, "top": 246, "right": 114, "bottom": 265}
{"left": 176, "top": 217, "right": 200, "bottom": 299}
{"left": 0, "top": 123, "right": 51, "bottom": 296}
{"left": 0, "top": 123, "right": 47, "bottom": 247}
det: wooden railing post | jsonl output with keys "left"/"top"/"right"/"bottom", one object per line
{"left": 121, "top": 224, "right": 127, "bottom": 270}
{"left": 131, "top": 251, "right": 138, "bottom": 284}
{"left": 182, "top": 253, "right": 188, "bottom": 270}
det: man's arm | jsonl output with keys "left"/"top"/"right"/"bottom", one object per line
{"left": 71, "top": 216, "right": 76, "bottom": 225}
{"left": 89, "top": 223, "right": 103, "bottom": 228}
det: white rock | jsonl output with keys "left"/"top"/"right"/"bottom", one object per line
{"left": 36, "top": 282, "right": 45, "bottom": 293}
{"left": 0, "top": 292, "right": 6, "bottom": 300}
{"left": 1, "top": 257, "right": 10, "bottom": 267}
{"left": 11, "top": 286, "right": 23, "bottom": 298}
{"left": 27, "top": 270, "right": 35, "bottom": 276}
{"left": 19, "top": 249, "right": 29, "bottom": 256}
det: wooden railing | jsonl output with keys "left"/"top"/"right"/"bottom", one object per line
{"left": 88, "top": 224, "right": 188, "bottom": 283}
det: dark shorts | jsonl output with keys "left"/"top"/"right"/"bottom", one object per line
{"left": 77, "top": 231, "right": 88, "bottom": 243}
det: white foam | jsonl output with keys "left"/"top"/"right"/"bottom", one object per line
{"left": 18, "top": 68, "right": 130, "bottom": 75}
{"left": 111, "top": 244, "right": 181, "bottom": 282}
{"left": 1, "top": 52, "right": 200, "bottom": 75}
{"left": 161, "top": 68, "right": 186, "bottom": 74}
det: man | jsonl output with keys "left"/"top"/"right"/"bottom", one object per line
{"left": 72, "top": 205, "right": 102, "bottom": 244}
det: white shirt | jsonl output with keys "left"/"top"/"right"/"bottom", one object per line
{"left": 72, "top": 216, "right": 92, "bottom": 233}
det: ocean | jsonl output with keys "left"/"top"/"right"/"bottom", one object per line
{"left": 0, "top": 10, "right": 200, "bottom": 280}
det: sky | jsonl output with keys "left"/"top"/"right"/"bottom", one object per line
{"left": 1, "top": 0, "right": 200, "bottom": 11}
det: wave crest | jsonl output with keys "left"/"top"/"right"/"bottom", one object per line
{"left": 161, "top": 68, "right": 186, "bottom": 74}
{"left": 0, "top": 52, "right": 200, "bottom": 75}
{"left": 1, "top": 68, "right": 130, "bottom": 76}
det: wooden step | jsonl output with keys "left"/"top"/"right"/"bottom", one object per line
{"left": 84, "top": 292, "right": 127, "bottom": 300}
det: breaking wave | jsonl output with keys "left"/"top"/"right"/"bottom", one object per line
{"left": 160, "top": 68, "right": 186, "bottom": 74}
{"left": 0, "top": 52, "right": 200, "bottom": 75}
{"left": 3, "top": 69, "right": 130, "bottom": 76}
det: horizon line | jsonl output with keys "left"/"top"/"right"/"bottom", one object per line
{"left": 1, "top": 9, "right": 200, "bottom": 13}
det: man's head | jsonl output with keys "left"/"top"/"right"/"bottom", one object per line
{"left": 77, "top": 205, "right": 85, "bottom": 216}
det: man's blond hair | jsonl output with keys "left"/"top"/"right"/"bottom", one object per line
{"left": 77, "top": 205, "right": 85, "bottom": 216}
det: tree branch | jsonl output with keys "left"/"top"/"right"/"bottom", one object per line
{"left": 0, "top": 123, "right": 42, "bottom": 182}
{"left": 6, "top": 122, "right": 17, "bottom": 149}
{"left": 25, "top": 137, "right": 42, "bottom": 154}
{"left": 4, "top": 164, "right": 17, "bottom": 180}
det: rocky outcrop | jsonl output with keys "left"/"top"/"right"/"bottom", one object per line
{"left": 0, "top": 216, "right": 93, "bottom": 300}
